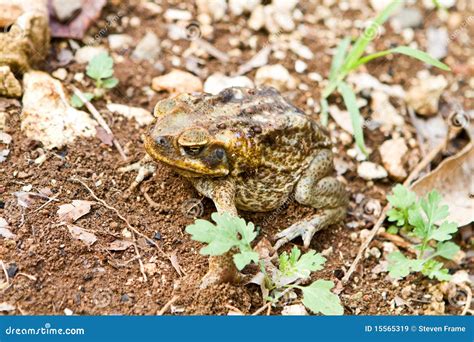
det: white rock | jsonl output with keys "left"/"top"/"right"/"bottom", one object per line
{"left": 347, "top": 73, "right": 405, "bottom": 98}
{"left": 371, "top": 91, "right": 404, "bottom": 131}
{"left": 52, "top": 0, "right": 82, "bottom": 22}
{"left": 229, "top": 0, "right": 260, "bottom": 16}
{"left": 21, "top": 71, "right": 97, "bottom": 149}
{"left": 164, "top": 8, "right": 192, "bottom": 21}
{"left": 197, "top": 0, "right": 227, "bottom": 21}
{"left": 74, "top": 46, "right": 107, "bottom": 64}
{"left": 369, "top": 0, "right": 394, "bottom": 11}
{"left": 255, "top": 64, "right": 296, "bottom": 91}
{"left": 308, "top": 72, "right": 323, "bottom": 82}
{"left": 289, "top": 41, "right": 314, "bottom": 60}
{"left": 152, "top": 69, "right": 203, "bottom": 94}
{"left": 294, "top": 60, "right": 307, "bottom": 73}
{"left": 52, "top": 68, "right": 68, "bottom": 81}
{"left": 107, "top": 104, "right": 154, "bottom": 127}
{"left": 379, "top": 138, "right": 408, "bottom": 181}
{"left": 248, "top": 5, "right": 265, "bottom": 30}
{"left": 357, "top": 162, "right": 388, "bottom": 180}
{"left": 204, "top": 73, "right": 254, "bottom": 95}
{"left": 329, "top": 105, "right": 353, "bottom": 134}
{"left": 281, "top": 304, "right": 308, "bottom": 316}
{"left": 64, "top": 308, "right": 73, "bottom": 316}
{"left": 422, "top": 0, "right": 455, "bottom": 9}
{"left": 132, "top": 32, "right": 161, "bottom": 62}
{"left": 406, "top": 73, "right": 448, "bottom": 116}
{"left": 108, "top": 34, "right": 133, "bottom": 50}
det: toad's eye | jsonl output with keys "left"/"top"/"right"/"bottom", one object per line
{"left": 214, "top": 148, "right": 225, "bottom": 160}
{"left": 183, "top": 145, "right": 205, "bottom": 156}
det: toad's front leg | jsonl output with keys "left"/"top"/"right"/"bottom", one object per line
{"left": 191, "top": 178, "right": 242, "bottom": 289}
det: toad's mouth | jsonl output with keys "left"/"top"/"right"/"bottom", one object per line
{"left": 144, "top": 136, "right": 229, "bottom": 178}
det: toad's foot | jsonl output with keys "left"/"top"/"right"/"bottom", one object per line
{"left": 273, "top": 207, "right": 345, "bottom": 250}
{"left": 118, "top": 154, "right": 156, "bottom": 195}
{"left": 199, "top": 254, "right": 242, "bottom": 289}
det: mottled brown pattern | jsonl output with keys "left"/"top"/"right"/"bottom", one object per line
{"left": 145, "top": 86, "right": 348, "bottom": 287}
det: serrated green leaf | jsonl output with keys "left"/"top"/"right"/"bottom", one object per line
{"left": 233, "top": 251, "right": 259, "bottom": 270}
{"left": 101, "top": 77, "right": 119, "bottom": 89}
{"left": 386, "top": 225, "right": 399, "bottom": 235}
{"left": 430, "top": 221, "right": 458, "bottom": 241}
{"left": 338, "top": 81, "right": 367, "bottom": 155}
{"left": 387, "top": 184, "right": 417, "bottom": 209}
{"left": 279, "top": 247, "right": 326, "bottom": 279}
{"left": 422, "top": 260, "right": 451, "bottom": 281}
{"left": 300, "top": 280, "right": 343, "bottom": 315}
{"left": 435, "top": 241, "right": 460, "bottom": 260}
{"left": 387, "top": 251, "right": 423, "bottom": 279}
{"left": 86, "top": 52, "right": 114, "bottom": 81}
{"left": 70, "top": 92, "right": 94, "bottom": 108}
{"left": 408, "top": 207, "right": 427, "bottom": 238}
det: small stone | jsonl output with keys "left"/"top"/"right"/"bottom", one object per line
{"left": 164, "top": 8, "right": 192, "bottom": 21}
{"left": 197, "top": 0, "right": 227, "bottom": 21}
{"left": 132, "top": 32, "right": 161, "bottom": 62}
{"left": 229, "top": 0, "right": 260, "bottom": 15}
{"left": 153, "top": 232, "right": 162, "bottom": 240}
{"left": 120, "top": 294, "right": 130, "bottom": 303}
{"left": 106, "top": 103, "right": 154, "bottom": 127}
{"left": 427, "top": 27, "right": 448, "bottom": 60}
{"left": 255, "top": 64, "right": 296, "bottom": 91}
{"left": 248, "top": 5, "right": 264, "bottom": 30}
{"left": 370, "top": 0, "right": 394, "bottom": 11}
{"left": 289, "top": 41, "right": 314, "bottom": 60}
{"left": 152, "top": 69, "right": 203, "bottom": 94}
{"left": 74, "top": 46, "right": 107, "bottom": 64}
{"left": 357, "top": 162, "right": 388, "bottom": 180}
{"left": 371, "top": 91, "right": 404, "bottom": 131}
{"left": 6, "top": 263, "right": 18, "bottom": 278}
{"left": 129, "top": 16, "right": 141, "bottom": 27}
{"left": 52, "top": 0, "right": 82, "bottom": 22}
{"left": 294, "top": 60, "right": 307, "bottom": 73}
{"left": 391, "top": 8, "right": 423, "bottom": 30}
{"left": 379, "top": 138, "right": 408, "bottom": 181}
{"left": 0, "top": 66, "right": 21, "bottom": 98}
{"left": 64, "top": 308, "right": 73, "bottom": 316}
{"left": 108, "top": 34, "right": 133, "bottom": 50}
{"left": 281, "top": 304, "right": 308, "bottom": 316}
{"left": 308, "top": 72, "right": 323, "bottom": 82}
{"left": 203, "top": 73, "right": 254, "bottom": 95}
{"left": 52, "top": 68, "right": 68, "bottom": 81}
{"left": 406, "top": 73, "right": 448, "bottom": 116}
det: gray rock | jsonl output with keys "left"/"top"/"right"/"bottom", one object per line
{"left": 52, "top": 0, "right": 82, "bottom": 22}
{"left": 391, "top": 8, "right": 422, "bottom": 30}
{"left": 74, "top": 46, "right": 107, "bottom": 64}
{"left": 427, "top": 27, "right": 448, "bottom": 60}
{"left": 108, "top": 34, "right": 133, "bottom": 51}
{"left": 132, "top": 32, "right": 160, "bottom": 62}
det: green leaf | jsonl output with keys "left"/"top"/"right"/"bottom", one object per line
{"left": 343, "top": 0, "right": 402, "bottom": 71}
{"left": 70, "top": 92, "right": 94, "bottom": 108}
{"left": 101, "top": 77, "right": 119, "bottom": 89}
{"left": 387, "top": 251, "right": 423, "bottom": 279}
{"left": 390, "top": 46, "right": 450, "bottom": 71}
{"left": 429, "top": 221, "right": 458, "bottom": 241}
{"left": 338, "top": 81, "right": 368, "bottom": 155}
{"left": 387, "top": 184, "right": 417, "bottom": 210}
{"left": 300, "top": 280, "right": 343, "bottom": 315}
{"left": 279, "top": 247, "right": 326, "bottom": 279}
{"left": 435, "top": 241, "right": 460, "bottom": 260}
{"left": 233, "top": 251, "right": 259, "bottom": 271}
{"left": 86, "top": 52, "right": 115, "bottom": 81}
{"left": 329, "top": 37, "right": 351, "bottom": 82}
{"left": 422, "top": 260, "right": 451, "bottom": 281}
{"left": 386, "top": 225, "right": 399, "bottom": 235}
{"left": 320, "top": 98, "right": 329, "bottom": 126}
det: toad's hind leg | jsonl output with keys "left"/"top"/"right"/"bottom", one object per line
{"left": 274, "top": 149, "right": 348, "bottom": 250}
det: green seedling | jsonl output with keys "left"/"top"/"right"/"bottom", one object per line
{"left": 71, "top": 52, "right": 119, "bottom": 108}
{"left": 186, "top": 212, "right": 343, "bottom": 315}
{"left": 385, "top": 185, "right": 460, "bottom": 281}
{"left": 321, "top": 0, "right": 450, "bottom": 154}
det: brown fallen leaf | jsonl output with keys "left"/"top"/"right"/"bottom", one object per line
{"left": 411, "top": 143, "right": 474, "bottom": 226}
{"left": 95, "top": 126, "right": 113, "bottom": 146}
{"left": 170, "top": 251, "right": 184, "bottom": 277}
{"left": 67, "top": 224, "right": 97, "bottom": 246}
{"left": 57, "top": 200, "right": 93, "bottom": 222}
{"left": 0, "top": 217, "right": 16, "bottom": 240}
{"left": 107, "top": 239, "right": 133, "bottom": 251}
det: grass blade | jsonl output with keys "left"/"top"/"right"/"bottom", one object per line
{"left": 342, "top": 0, "right": 402, "bottom": 71}
{"left": 338, "top": 81, "right": 368, "bottom": 155}
{"left": 320, "top": 98, "right": 329, "bottom": 126}
{"left": 329, "top": 37, "right": 351, "bottom": 82}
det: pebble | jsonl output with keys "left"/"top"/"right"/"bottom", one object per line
{"left": 6, "top": 263, "right": 18, "bottom": 278}
{"left": 203, "top": 73, "right": 254, "bottom": 95}
{"left": 197, "top": 0, "right": 227, "bottom": 21}
{"left": 132, "top": 32, "right": 161, "bottom": 62}
{"left": 308, "top": 72, "right": 323, "bottom": 82}
{"left": 52, "top": 0, "right": 82, "bottom": 22}
{"left": 294, "top": 60, "right": 307, "bottom": 73}
{"left": 152, "top": 69, "right": 203, "bottom": 94}
{"left": 379, "top": 138, "right": 408, "bottom": 181}
{"left": 108, "top": 34, "right": 133, "bottom": 51}
{"left": 248, "top": 5, "right": 265, "bottom": 30}
{"left": 106, "top": 103, "right": 154, "bottom": 127}
{"left": 281, "top": 304, "right": 308, "bottom": 316}
{"left": 427, "top": 27, "right": 448, "bottom": 60}
{"left": 229, "top": 0, "right": 260, "bottom": 15}
{"left": 255, "top": 64, "right": 296, "bottom": 91}
{"left": 369, "top": 0, "right": 393, "bottom": 11}
{"left": 52, "top": 68, "right": 68, "bottom": 81}
{"left": 357, "top": 162, "right": 388, "bottom": 180}
{"left": 164, "top": 8, "right": 192, "bottom": 21}
{"left": 371, "top": 91, "right": 404, "bottom": 131}
{"left": 74, "top": 46, "right": 107, "bottom": 64}
{"left": 153, "top": 232, "right": 162, "bottom": 240}
{"left": 406, "top": 72, "right": 448, "bottom": 116}
{"left": 289, "top": 41, "right": 314, "bottom": 60}
{"left": 390, "top": 8, "right": 423, "bottom": 30}
{"left": 64, "top": 308, "right": 74, "bottom": 316}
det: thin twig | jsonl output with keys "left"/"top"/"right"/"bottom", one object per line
{"left": 157, "top": 296, "right": 179, "bottom": 315}
{"left": 342, "top": 128, "right": 462, "bottom": 284}
{"left": 459, "top": 284, "right": 472, "bottom": 316}
{"left": 32, "top": 191, "right": 61, "bottom": 213}
{"left": 71, "top": 86, "right": 127, "bottom": 160}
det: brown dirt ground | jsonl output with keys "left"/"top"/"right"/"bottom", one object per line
{"left": 0, "top": 0, "right": 472, "bottom": 315}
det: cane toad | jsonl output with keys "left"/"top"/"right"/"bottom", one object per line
{"left": 141, "top": 87, "right": 348, "bottom": 287}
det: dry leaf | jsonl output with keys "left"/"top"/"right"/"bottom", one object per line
{"left": 411, "top": 143, "right": 474, "bottom": 226}
{"left": 57, "top": 200, "right": 93, "bottom": 222}
{"left": 95, "top": 126, "right": 113, "bottom": 146}
{"left": 0, "top": 217, "right": 16, "bottom": 240}
{"left": 13, "top": 191, "right": 35, "bottom": 208}
{"left": 170, "top": 252, "right": 184, "bottom": 277}
{"left": 107, "top": 239, "right": 133, "bottom": 251}
{"left": 67, "top": 224, "right": 97, "bottom": 246}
